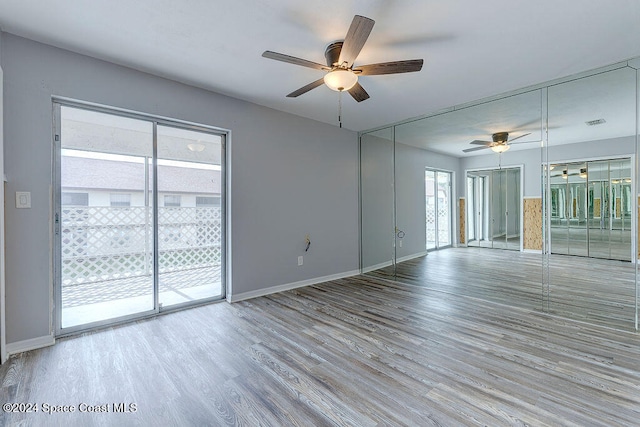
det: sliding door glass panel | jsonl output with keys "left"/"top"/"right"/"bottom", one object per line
{"left": 157, "top": 125, "right": 224, "bottom": 308}
{"left": 610, "top": 158, "right": 632, "bottom": 261}
{"left": 425, "top": 169, "right": 452, "bottom": 250}
{"left": 567, "top": 163, "right": 588, "bottom": 257}
{"left": 436, "top": 171, "right": 452, "bottom": 247}
{"left": 467, "top": 172, "right": 490, "bottom": 248}
{"left": 425, "top": 170, "right": 436, "bottom": 250}
{"left": 59, "top": 106, "right": 154, "bottom": 329}
{"left": 491, "top": 169, "right": 507, "bottom": 249}
{"left": 466, "top": 176, "right": 476, "bottom": 243}
{"left": 547, "top": 66, "right": 637, "bottom": 330}
{"left": 550, "top": 164, "right": 569, "bottom": 255}
{"left": 479, "top": 176, "right": 488, "bottom": 246}
{"left": 361, "top": 128, "right": 395, "bottom": 278}
{"left": 506, "top": 168, "right": 521, "bottom": 250}
{"left": 588, "top": 160, "right": 610, "bottom": 259}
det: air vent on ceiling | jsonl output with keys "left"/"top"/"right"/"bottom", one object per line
{"left": 585, "top": 118, "right": 606, "bottom": 126}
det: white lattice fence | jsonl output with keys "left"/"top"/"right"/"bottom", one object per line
{"left": 62, "top": 206, "right": 221, "bottom": 285}
{"left": 426, "top": 208, "right": 436, "bottom": 242}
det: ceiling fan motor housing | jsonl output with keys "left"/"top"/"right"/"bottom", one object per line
{"left": 492, "top": 132, "right": 509, "bottom": 143}
{"left": 325, "top": 41, "right": 344, "bottom": 67}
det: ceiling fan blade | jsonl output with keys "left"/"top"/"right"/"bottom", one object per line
{"left": 348, "top": 82, "right": 370, "bottom": 102}
{"left": 262, "top": 51, "right": 330, "bottom": 71}
{"left": 286, "top": 78, "right": 325, "bottom": 98}
{"left": 463, "top": 146, "right": 491, "bottom": 153}
{"left": 338, "top": 15, "right": 375, "bottom": 66}
{"left": 469, "top": 140, "right": 492, "bottom": 145}
{"left": 354, "top": 59, "right": 424, "bottom": 75}
{"left": 507, "top": 132, "right": 531, "bottom": 143}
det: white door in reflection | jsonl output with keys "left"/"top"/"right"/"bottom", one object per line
{"left": 425, "top": 169, "right": 452, "bottom": 250}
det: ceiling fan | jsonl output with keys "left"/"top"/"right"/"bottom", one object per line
{"left": 462, "top": 131, "right": 533, "bottom": 154}
{"left": 262, "top": 15, "right": 424, "bottom": 102}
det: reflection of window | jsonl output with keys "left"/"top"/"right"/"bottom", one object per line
{"left": 62, "top": 192, "right": 89, "bottom": 206}
{"left": 196, "top": 196, "right": 220, "bottom": 207}
{"left": 110, "top": 193, "right": 131, "bottom": 207}
{"left": 164, "top": 195, "right": 181, "bottom": 207}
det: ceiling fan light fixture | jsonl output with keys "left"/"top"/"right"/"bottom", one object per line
{"left": 323, "top": 69, "right": 358, "bottom": 92}
{"left": 490, "top": 144, "right": 510, "bottom": 153}
{"left": 579, "top": 168, "right": 587, "bottom": 179}
{"left": 187, "top": 142, "right": 206, "bottom": 152}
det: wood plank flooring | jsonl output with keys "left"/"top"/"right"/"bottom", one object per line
{"left": 369, "top": 247, "right": 638, "bottom": 331}
{"left": 2, "top": 268, "right": 640, "bottom": 426}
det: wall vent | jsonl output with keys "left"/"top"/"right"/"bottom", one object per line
{"left": 585, "top": 118, "right": 606, "bottom": 126}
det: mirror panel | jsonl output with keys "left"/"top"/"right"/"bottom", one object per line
{"left": 360, "top": 60, "right": 638, "bottom": 331}
{"left": 360, "top": 128, "right": 395, "bottom": 278}
{"left": 547, "top": 66, "right": 637, "bottom": 330}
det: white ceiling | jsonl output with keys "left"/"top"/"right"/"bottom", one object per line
{"left": 1, "top": 0, "right": 639, "bottom": 135}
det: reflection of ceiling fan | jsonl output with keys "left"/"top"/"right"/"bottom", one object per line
{"left": 463, "top": 131, "right": 533, "bottom": 153}
{"left": 557, "top": 168, "right": 588, "bottom": 179}
{"left": 262, "top": 15, "right": 424, "bottom": 102}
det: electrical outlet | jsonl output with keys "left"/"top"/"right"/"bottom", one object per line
{"left": 16, "top": 191, "right": 31, "bottom": 209}
{"left": 399, "top": 240, "right": 403, "bottom": 247}
{"left": 298, "top": 256, "right": 303, "bottom": 266}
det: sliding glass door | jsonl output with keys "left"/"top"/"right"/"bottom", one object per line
{"left": 425, "top": 169, "right": 452, "bottom": 250}
{"left": 157, "top": 125, "right": 224, "bottom": 308}
{"left": 55, "top": 103, "right": 226, "bottom": 334}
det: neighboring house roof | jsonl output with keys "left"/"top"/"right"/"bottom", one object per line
{"left": 61, "top": 156, "right": 221, "bottom": 194}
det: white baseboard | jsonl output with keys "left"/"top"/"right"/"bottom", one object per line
{"left": 396, "top": 251, "right": 428, "bottom": 264}
{"left": 361, "top": 251, "right": 428, "bottom": 274}
{"left": 6, "top": 335, "right": 55, "bottom": 357}
{"left": 523, "top": 249, "right": 543, "bottom": 254}
{"left": 228, "top": 269, "right": 361, "bottom": 303}
{"left": 361, "top": 260, "right": 393, "bottom": 274}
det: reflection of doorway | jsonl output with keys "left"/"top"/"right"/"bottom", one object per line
{"left": 425, "top": 169, "right": 452, "bottom": 250}
{"left": 550, "top": 158, "right": 632, "bottom": 261}
{"left": 466, "top": 167, "right": 521, "bottom": 251}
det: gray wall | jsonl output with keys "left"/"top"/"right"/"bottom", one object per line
{"left": 360, "top": 133, "right": 394, "bottom": 269}
{"left": 361, "top": 134, "right": 462, "bottom": 269}
{"left": 1, "top": 33, "right": 359, "bottom": 344}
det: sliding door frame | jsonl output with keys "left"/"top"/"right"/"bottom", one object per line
{"left": 425, "top": 167, "right": 454, "bottom": 251}
{"left": 52, "top": 98, "right": 229, "bottom": 337}
{"left": 465, "top": 164, "right": 524, "bottom": 251}
{"left": 546, "top": 155, "right": 635, "bottom": 261}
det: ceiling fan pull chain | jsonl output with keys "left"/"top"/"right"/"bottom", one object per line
{"left": 338, "top": 90, "right": 343, "bottom": 128}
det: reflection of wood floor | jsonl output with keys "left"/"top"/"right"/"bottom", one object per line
{"left": 2, "top": 273, "right": 639, "bottom": 425}
{"left": 550, "top": 227, "right": 631, "bottom": 261}
{"left": 368, "top": 247, "right": 637, "bottom": 331}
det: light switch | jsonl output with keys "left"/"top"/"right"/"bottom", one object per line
{"left": 16, "top": 191, "right": 31, "bottom": 209}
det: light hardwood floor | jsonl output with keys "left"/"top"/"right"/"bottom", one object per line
{"left": 1, "top": 259, "right": 640, "bottom": 425}
{"left": 370, "top": 247, "right": 638, "bottom": 331}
